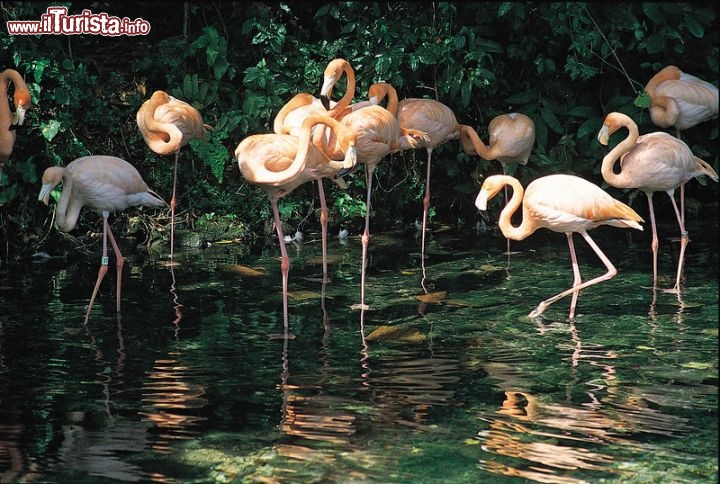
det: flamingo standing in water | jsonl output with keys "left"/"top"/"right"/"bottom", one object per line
{"left": 273, "top": 93, "right": 358, "bottom": 283}
{"left": 235, "top": 113, "right": 357, "bottom": 330}
{"left": 395, "top": 94, "right": 464, "bottom": 287}
{"left": 271, "top": 59, "right": 358, "bottom": 282}
{"left": 644, "top": 65, "right": 718, "bottom": 139}
{"left": 357, "top": 82, "right": 475, "bottom": 289}
{"left": 0, "top": 69, "right": 32, "bottom": 169}
{"left": 460, "top": 112, "right": 535, "bottom": 254}
{"left": 315, "top": 85, "right": 429, "bottom": 310}
{"left": 475, "top": 174, "right": 644, "bottom": 319}
{"left": 596, "top": 111, "right": 718, "bottom": 292}
{"left": 38, "top": 155, "right": 166, "bottom": 321}
{"left": 136, "top": 90, "right": 210, "bottom": 262}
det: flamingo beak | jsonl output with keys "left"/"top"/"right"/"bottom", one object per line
{"left": 335, "top": 144, "right": 358, "bottom": 178}
{"left": 597, "top": 125, "right": 610, "bottom": 146}
{"left": 475, "top": 190, "right": 490, "bottom": 221}
{"left": 38, "top": 183, "right": 53, "bottom": 205}
{"left": 475, "top": 190, "right": 489, "bottom": 212}
{"left": 13, "top": 106, "right": 26, "bottom": 126}
{"left": 319, "top": 74, "right": 336, "bottom": 110}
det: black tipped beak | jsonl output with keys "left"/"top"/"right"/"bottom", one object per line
{"left": 320, "top": 95, "right": 331, "bottom": 110}
{"left": 479, "top": 209, "right": 489, "bottom": 222}
{"left": 335, "top": 164, "right": 357, "bottom": 178}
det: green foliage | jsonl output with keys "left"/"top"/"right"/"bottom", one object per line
{"left": 334, "top": 192, "right": 367, "bottom": 221}
{"left": 1, "top": 1, "right": 717, "bottom": 258}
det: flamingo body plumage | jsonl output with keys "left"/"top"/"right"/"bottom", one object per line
{"left": 38, "top": 155, "right": 165, "bottom": 319}
{"left": 1, "top": 69, "right": 32, "bottom": 167}
{"left": 644, "top": 65, "right": 718, "bottom": 137}
{"left": 136, "top": 90, "right": 209, "bottom": 260}
{"left": 597, "top": 111, "right": 718, "bottom": 292}
{"left": 476, "top": 174, "right": 643, "bottom": 319}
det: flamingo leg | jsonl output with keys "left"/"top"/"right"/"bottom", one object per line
{"left": 666, "top": 188, "right": 688, "bottom": 294}
{"left": 169, "top": 150, "right": 179, "bottom": 260}
{"left": 529, "top": 231, "right": 617, "bottom": 319}
{"left": 566, "top": 233, "right": 582, "bottom": 319}
{"left": 645, "top": 192, "right": 659, "bottom": 288}
{"left": 420, "top": 147, "right": 433, "bottom": 292}
{"left": 359, "top": 163, "right": 374, "bottom": 311}
{"left": 105, "top": 220, "right": 124, "bottom": 314}
{"left": 502, "top": 163, "right": 512, "bottom": 257}
{"left": 85, "top": 213, "right": 111, "bottom": 321}
{"left": 317, "top": 179, "right": 329, "bottom": 284}
{"left": 270, "top": 196, "right": 290, "bottom": 331}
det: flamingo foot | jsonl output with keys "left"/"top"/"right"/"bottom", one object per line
{"left": 528, "top": 301, "right": 548, "bottom": 319}
{"left": 351, "top": 303, "right": 370, "bottom": 311}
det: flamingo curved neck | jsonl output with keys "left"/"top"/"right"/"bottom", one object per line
{"left": 649, "top": 96, "right": 678, "bottom": 128}
{"left": 459, "top": 125, "right": 496, "bottom": 160}
{"left": 370, "top": 83, "right": 399, "bottom": 116}
{"left": 0, "top": 71, "right": 12, "bottom": 127}
{"left": 496, "top": 176, "right": 533, "bottom": 241}
{"left": 54, "top": 171, "right": 81, "bottom": 232}
{"left": 600, "top": 119, "right": 640, "bottom": 188}
{"left": 326, "top": 61, "right": 356, "bottom": 118}
{"left": 139, "top": 94, "right": 183, "bottom": 155}
{"left": 273, "top": 92, "right": 314, "bottom": 134}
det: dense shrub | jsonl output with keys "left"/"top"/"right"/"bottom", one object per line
{"left": 1, "top": 2, "right": 717, "bottom": 259}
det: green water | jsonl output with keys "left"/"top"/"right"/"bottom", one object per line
{"left": 0, "top": 214, "right": 717, "bottom": 483}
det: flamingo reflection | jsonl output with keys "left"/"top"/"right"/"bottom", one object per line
{"left": 139, "top": 353, "right": 208, "bottom": 453}
{"left": 272, "top": 304, "right": 362, "bottom": 477}
{"left": 55, "top": 315, "right": 153, "bottom": 482}
{"left": 475, "top": 326, "right": 693, "bottom": 483}
{"left": 56, "top": 410, "right": 149, "bottom": 482}
{"left": 0, "top": 409, "right": 39, "bottom": 483}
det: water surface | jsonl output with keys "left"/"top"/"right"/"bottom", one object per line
{"left": 0, "top": 213, "right": 717, "bottom": 483}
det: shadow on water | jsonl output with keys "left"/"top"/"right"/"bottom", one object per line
{"left": 0, "top": 212, "right": 717, "bottom": 482}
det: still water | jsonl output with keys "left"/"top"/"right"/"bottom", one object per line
{"left": 0, "top": 211, "right": 717, "bottom": 483}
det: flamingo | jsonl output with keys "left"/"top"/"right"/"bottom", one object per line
{"left": 274, "top": 58, "right": 357, "bottom": 137}
{"left": 0, "top": 69, "right": 32, "bottom": 168}
{"left": 273, "top": 93, "right": 357, "bottom": 283}
{"left": 475, "top": 174, "right": 644, "bottom": 319}
{"left": 644, "top": 65, "right": 719, "bottom": 139}
{"left": 235, "top": 113, "right": 358, "bottom": 330}
{"left": 314, "top": 89, "right": 429, "bottom": 310}
{"left": 38, "top": 155, "right": 166, "bottom": 321}
{"left": 596, "top": 111, "right": 718, "bottom": 293}
{"left": 460, "top": 112, "right": 536, "bottom": 255}
{"left": 394, "top": 93, "right": 464, "bottom": 287}
{"left": 136, "top": 90, "right": 210, "bottom": 261}
{"left": 352, "top": 82, "right": 474, "bottom": 288}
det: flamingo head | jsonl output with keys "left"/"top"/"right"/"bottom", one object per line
{"left": 38, "top": 166, "right": 64, "bottom": 205}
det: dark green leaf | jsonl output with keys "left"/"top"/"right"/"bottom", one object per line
{"left": 685, "top": 16, "right": 704, "bottom": 38}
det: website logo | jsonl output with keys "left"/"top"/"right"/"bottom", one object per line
{"left": 6, "top": 6, "right": 151, "bottom": 36}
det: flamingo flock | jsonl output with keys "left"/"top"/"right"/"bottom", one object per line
{"left": 24, "top": 59, "right": 717, "bottom": 323}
